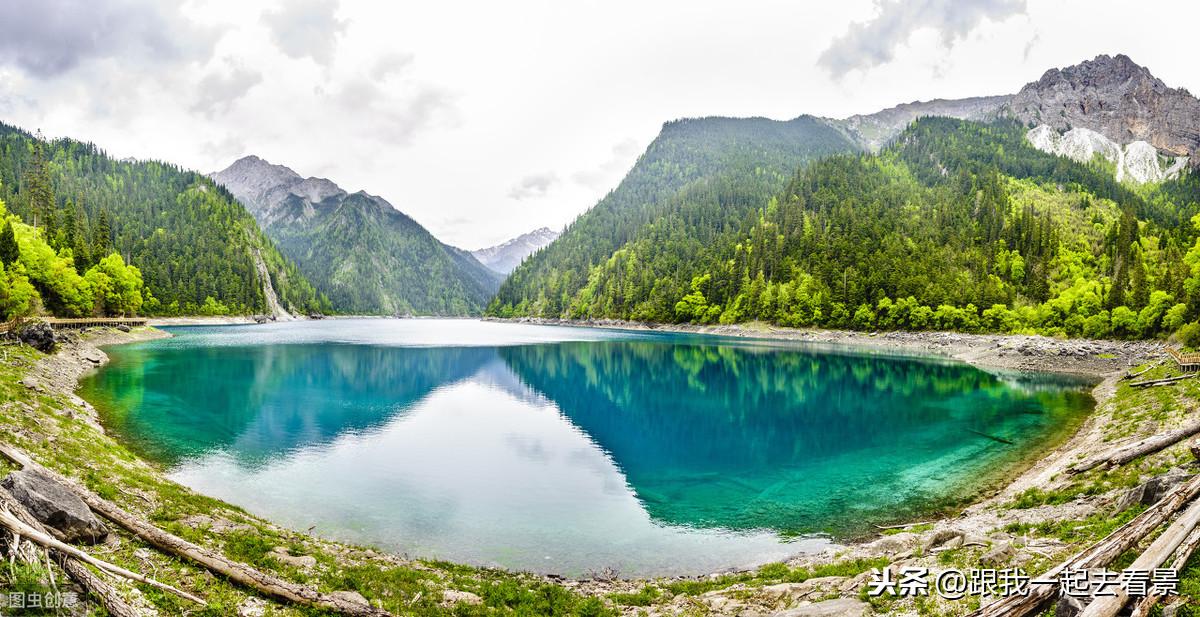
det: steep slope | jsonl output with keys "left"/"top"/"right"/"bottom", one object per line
{"left": 829, "top": 95, "right": 1010, "bottom": 151}
{"left": 1008, "top": 54, "right": 1200, "bottom": 163}
{"left": 470, "top": 227, "right": 560, "bottom": 274}
{"left": 491, "top": 115, "right": 858, "bottom": 317}
{"left": 526, "top": 116, "right": 1200, "bottom": 340}
{"left": 212, "top": 156, "right": 501, "bottom": 315}
{"left": 0, "top": 122, "right": 326, "bottom": 316}
{"left": 1025, "top": 125, "right": 1190, "bottom": 183}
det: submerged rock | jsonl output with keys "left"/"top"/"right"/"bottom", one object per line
{"left": 1, "top": 468, "right": 108, "bottom": 544}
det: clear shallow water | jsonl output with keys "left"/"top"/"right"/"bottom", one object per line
{"left": 79, "top": 319, "right": 1094, "bottom": 576}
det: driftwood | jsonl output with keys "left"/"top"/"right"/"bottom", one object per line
{"left": 966, "top": 472, "right": 1200, "bottom": 616}
{"left": 1128, "top": 525, "right": 1200, "bottom": 617}
{"left": 0, "top": 507, "right": 205, "bottom": 605}
{"left": 1070, "top": 418, "right": 1200, "bottom": 474}
{"left": 1078, "top": 497, "right": 1200, "bottom": 616}
{"left": 966, "top": 429, "right": 1015, "bottom": 445}
{"left": 872, "top": 520, "right": 934, "bottom": 530}
{"left": 0, "top": 443, "right": 392, "bottom": 617}
{"left": 1129, "top": 374, "right": 1196, "bottom": 388}
{"left": 0, "top": 485, "right": 140, "bottom": 617}
{"left": 1124, "top": 359, "right": 1165, "bottom": 380}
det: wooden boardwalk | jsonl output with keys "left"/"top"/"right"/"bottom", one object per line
{"left": 1168, "top": 348, "right": 1200, "bottom": 372}
{"left": 1, "top": 317, "right": 147, "bottom": 333}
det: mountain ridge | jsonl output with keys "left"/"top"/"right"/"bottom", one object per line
{"left": 212, "top": 155, "right": 501, "bottom": 315}
{"left": 470, "top": 227, "right": 560, "bottom": 274}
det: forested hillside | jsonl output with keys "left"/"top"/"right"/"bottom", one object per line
{"left": 213, "top": 155, "right": 501, "bottom": 316}
{"left": 0, "top": 123, "right": 328, "bottom": 316}
{"left": 491, "top": 117, "right": 1200, "bottom": 341}
{"left": 491, "top": 115, "right": 857, "bottom": 316}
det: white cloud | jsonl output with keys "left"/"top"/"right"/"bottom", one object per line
{"left": 572, "top": 139, "right": 642, "bottom": 190}
{"left": 262, "top": 0, "right": 346, "bottom": 66}
{"left": 0, "top": 0, "right": 216, "bottom": 78}
{"left": 0, "top": 0, "right": 1197, "bottom": 249}
{"left": 508, "top": 173, "right": 559, "bottom": 200}
{"left": 819, "top": 0, "right": 1028, "bottom": 76}
{"left": 191, "top": 61, "right": 263, "bottom": 116}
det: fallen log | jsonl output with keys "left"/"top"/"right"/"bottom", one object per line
{"left": 1129, "top": 374, "right": 1195, "bottom": 388}
{"left": 1124, "top": 359, "right": 1165, "bottom": 380}
{"left": 872, "top": 520, "right": 934, "bottom": 530}
{"left": 966, "top": 472, "right": 1200, "bottom": 616}
{"left": 966, "top": 429, "right": 1015, "bottom": 445}
{"left": 1128, "top": 525, "right": 1200, "bottom": 617}
{"left": 0, "top": 443, "right": 392, "bottom": 617}
{"left": 1079, "top": 497, "right": 1200, "bottom": 616}
{"left": 0, "top": 485, "right": 140, "bottom": 617}
{"left": 1070, "top": 418, "right": 1200, "bottom": 474}
{"left": 0, "top": 506, "right": 205, "bottom": 605}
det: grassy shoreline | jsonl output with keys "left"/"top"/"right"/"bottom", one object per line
{"left": 1, "top": 322, "right": 1196, "bottom": 615}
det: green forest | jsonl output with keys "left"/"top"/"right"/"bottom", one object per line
{"left": 490, "top": 118, "right": 1200, "bottom": 343}
{"left": 254, "top": 189, "right": 501, "bottom": 316}
{"left": 0, "top": 123, "right": 328, "bottom": 319}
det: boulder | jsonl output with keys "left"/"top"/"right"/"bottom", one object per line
{"left": 776, "top": 598, "right": 870, "bottom": 617}
{"left": 440, "top": 590, "right": 482, "bottom": 606}
{"left": 17, "top": 321, "right": 56, "bottom": 353}
{"left": 1116, "top": 469, "right": 1192, "bottom": 511}
{"left": 1, "top": 468, "right": 108, "bottom": 544}
{"left": 270, "top": 546, "right": 317, "bottom": 569}
{"left": 116, "top": 323, "right": 132, "bottom": 332}
{"left": 329, "top": 591, "right": 370, "bottom": 607}
{"left": 980, "top": 542, "right": 1015, "bottom": 566}
{"left": 923, "top": 528, "right": 964, "bottom": 552}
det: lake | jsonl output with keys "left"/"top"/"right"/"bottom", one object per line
{"left": 78, "top": 319, "right": 1093, "bottom": 576}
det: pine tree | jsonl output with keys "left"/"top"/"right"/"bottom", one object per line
{"left": 23, "top": 130, "right": 55, "bottom": 239}
{"left": 93, "top": 209, "right": 111, "bottom": 259}
{"left": 0, "top": 220, "right": 18, "bottom": 265}
{"left": 70, "top": 196, "right": 91, "bottom": 269}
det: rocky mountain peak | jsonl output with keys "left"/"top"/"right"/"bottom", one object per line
{"left": 471, "top": 227, "right": 561, "bottom": 274}
{"left": 212, "top": 155, "right": 352, "bottom": 223}
{"left": 1008, "top": 54, "right": 1200, "bottom": 161}
{"left": 1030, "top": 54, "right": 1157, "bottom": 92}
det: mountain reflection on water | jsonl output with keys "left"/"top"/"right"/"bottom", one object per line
{"left": 79, "top": 319, "right": 1092, "bottom": 575}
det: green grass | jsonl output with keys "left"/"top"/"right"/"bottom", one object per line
{"left": 2, "top": 333, "right": 1196, "bottom": 617}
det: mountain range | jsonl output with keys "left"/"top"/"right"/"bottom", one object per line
{"left": 2, "top": 52, "right": 1198, "bottom": 332}
{"left": 470, "top": 227, "right": 560, "bottom": 274}
{"left": 0, "top": 123, "right": 326, "bottom": 318}
{"left": 491, "top": 54, "right": 1200, "bottom": 343}
{"left": 212, "top": 156, "right": 501, "bottom": 315}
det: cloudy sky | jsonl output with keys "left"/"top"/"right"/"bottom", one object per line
{"left": 0, "top": 0, "right": 1197, "bottom": 249}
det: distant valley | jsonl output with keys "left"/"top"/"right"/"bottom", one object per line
{"left": 470, "top": 227, "right": 560, "bottom": 274}
{"left": 212, "top": 156, "right": 501, "bottom": 316}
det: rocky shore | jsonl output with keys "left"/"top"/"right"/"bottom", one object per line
{"left": 492, "top": 317, "right": 1166, "bottom": 378}
{"left": 9, "top": 322, "right": 1194, "bottom": 616}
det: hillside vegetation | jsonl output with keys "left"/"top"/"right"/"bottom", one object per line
{"left": 491, "top": 115, "right": 858, "bottom": 317}
{"left": 491, "top": 118, "right": 1200, "bottom": 342}
{"left": 0, "top": 124, "right": 327, "bottom": 317}
{"left": 212, "top": 155, "right": 501, "bottom": 316}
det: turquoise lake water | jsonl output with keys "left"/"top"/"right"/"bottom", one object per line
{"left": 78, "top": 319, "right": 1094, "bottom": 576}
